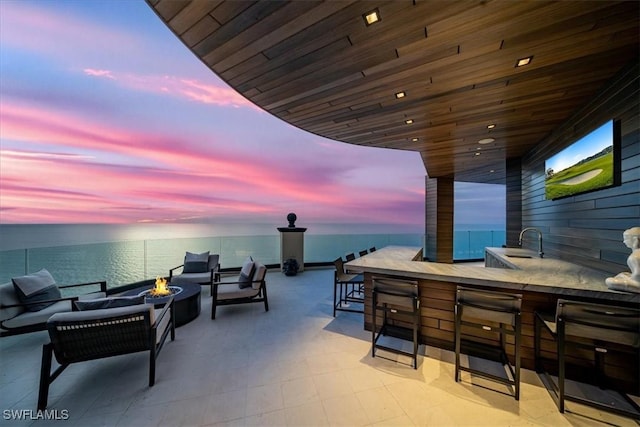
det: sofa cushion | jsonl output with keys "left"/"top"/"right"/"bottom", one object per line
{"left": 2, "top": 300, "right": 71, "bottom": 329}
{"left": 12, "top": 269, "right": 61, "bottom": 312}
{"left": 0, "top": 281, "right": 24, "bottom": 321}
{"left": 238, "top": 256, "right": 255, "bottom": 289}
{"left": 74, "top": 296, "right": 145, "bottom": 311}
{"left": 183, "top": 251, "right": 209, "bottom": 273}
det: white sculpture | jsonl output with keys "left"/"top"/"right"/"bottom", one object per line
{"left": 605, "top": 226, "right": 640, "bottom": 293}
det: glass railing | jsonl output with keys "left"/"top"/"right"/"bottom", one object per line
{"left": 0, "top": 230, "right": 503, "bottom": 288}
{"left": 454, "top": 229, "right": 506, "bottom": 261}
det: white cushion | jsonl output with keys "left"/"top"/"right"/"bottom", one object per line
{"left": 252, "top": 264, "right": 267, "bottom": 290}
{"left": 216, "top": 284, "right": 260, "bottom": 300}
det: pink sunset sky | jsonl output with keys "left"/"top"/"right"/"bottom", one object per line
{"left": 0, "top": 1, "right": 504, "bottom": 230}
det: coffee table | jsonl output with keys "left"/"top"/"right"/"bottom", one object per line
{"left": 122, "top": 279, "right": 201, "bottom": 327}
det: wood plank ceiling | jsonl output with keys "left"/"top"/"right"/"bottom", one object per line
{"left": 147, "top": 0, "right": 639, "bottom": 184}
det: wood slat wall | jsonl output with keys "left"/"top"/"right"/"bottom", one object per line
{"left": 424, "top": 177, "right": 454, "bottom": 263}
{"left": 519, "top": 58, "right": 639, "bottom": 274}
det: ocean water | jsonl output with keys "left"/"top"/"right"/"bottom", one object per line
{"left": 0, "top": 223, "right": 424, "bottom": 287}
{"left": 0, "top": 223, "right": 503, "bottom": 289}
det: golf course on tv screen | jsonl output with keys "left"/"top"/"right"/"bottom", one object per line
{"left": 544, "top": 120, "right": 615, "bottom": 200}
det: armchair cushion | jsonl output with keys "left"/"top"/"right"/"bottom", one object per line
{"left": 0, "top": 281, "right": 23, "bottom": 321}
{"left": 238, "top": 256, "right": 255, "bottom": 289}
{"left": 74, "top": 296, "right": 145, "bottom": 311}
{"left": 183, "top": 251, "right": 209, "bottom": 273}
{"left": 12, "top": 269, "right": 61, "bottom": 312}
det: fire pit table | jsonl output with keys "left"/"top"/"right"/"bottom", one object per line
{"left": 122, "top": 278, "right": 201, "bottom": 327}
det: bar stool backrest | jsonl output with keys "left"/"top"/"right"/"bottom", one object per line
{"left": 373, "top": 278, "right": 419, "bottom": 308}
{"left": 456, "top": 287, "right": 522, "bottom": 326}
{"left": 556, "top": 300, "right": 640, "bottom": 348}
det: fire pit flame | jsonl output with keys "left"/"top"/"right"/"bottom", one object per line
{"left": 150, "top": 276, "right": 171, "bottom": 297}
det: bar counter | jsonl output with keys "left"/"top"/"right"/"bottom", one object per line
{"left": 346, "top": 246, "right": 639, "bottom": 303}
{"left": 345, "top": 246, "right": 639, "bottom": 386}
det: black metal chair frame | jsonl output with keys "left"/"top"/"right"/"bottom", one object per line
{"left": 332, "top": 258, "right": 364, "bottom": 316}
{"left": 211, "top": 267, "right": 268, "bottom": 319}
{"left": 534, "top": 300, "right": 640, "bottom": 420}
{"left": 371, "top": 277, "right": 420, "bottom": 369}
{"left": 454, "top": 286, "right": 522, "bottom": 400}
{"left": 38, "top": 297, "right": 175, "bottom": 410}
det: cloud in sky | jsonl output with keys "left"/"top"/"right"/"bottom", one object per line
{"left": 0, "top": 1, "right": 503, "bottom": 232}
{"left": 1, "top": 1, "right": 428, "bottom": 228}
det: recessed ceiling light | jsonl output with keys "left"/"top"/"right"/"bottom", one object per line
{"left": 516, "top": 56, "right": 533, "bottom": 67}
{"left": 411, "top": 137, "right": 419, "bottom": 142}
{"left": 363, "top": 9, "right": 380, "bottom": 26}
{"left": 490, "top": 169, "right": 495, "bottom": 173}
{"left": 395, "top": 91, "right": 406, "bottom": 99}
{"left": 405, "top": 119, "right": 414, "bottom": 125}
{"left": 478, "top": 138, "right": 495, "bottom": 145}
{"left": 475, "top": 152, "right": 481, "bottom": 156}
{"left": 487, "top": 124, "right": 496, "bottom": 129}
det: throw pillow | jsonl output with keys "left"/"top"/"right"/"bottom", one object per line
{"left": 12, "top": 269, "right": 61, "bottom": 312}
{"left": 183, "top": 251, "right": 209, "bottom": 273}
{"left": 74, "top": 296, "right": 145, "bottom": 311}
{"left": 238, "top": 256, "right": 255, "bottom": 289}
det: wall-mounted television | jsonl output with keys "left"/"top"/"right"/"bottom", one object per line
{"left": 544, "top": 119, "right": 620, "bottom": 200}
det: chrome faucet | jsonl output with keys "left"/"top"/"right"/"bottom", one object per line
{"left": 518, "top": 227, "right": 544, "bottom": 258}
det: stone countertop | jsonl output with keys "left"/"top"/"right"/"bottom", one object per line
{"left": 345, "top": 246, "right": 639, "bottom": 304}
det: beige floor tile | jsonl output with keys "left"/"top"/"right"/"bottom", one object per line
{"left": 322, "top": 394, "right": 369, "bottom": 426}
{"left": 281, "top": 377, "right": 319, "bottom": 408}
{"left": 343, "top": 365, "right": 385, "bottom": 393}
{"left": 355, "top": 386, "right": 407, "bottom": 424}
{"left": 201, "top": 389, "right": 247, "bottom": 425}
{"left": 244, "top": 409, "right": 287, "bottom": 426}
{"left": 370, "top": 414, "right": 416, "bottom": 426}
{"left": 313, "top": 371, "right": 353, "bottom": 400}
{"left": 284, "top": 400, "right": 330, "bottom": 426}
{"left": 245, "top": 383, "right": 284, "bottom": 417}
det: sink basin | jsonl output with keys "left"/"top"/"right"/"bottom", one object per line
{"left": 505, "top": 254, "right": 532, "bottom": 259}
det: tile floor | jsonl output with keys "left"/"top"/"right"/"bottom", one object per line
{"left": 1, "top": 268, "right": 637, "bottom": 426}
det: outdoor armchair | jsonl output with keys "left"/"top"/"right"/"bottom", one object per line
{"left": 38, "top": 296, "right": 175, "bottom": 410}
{"left": 169, "top": 252, "right": 220, "bottom": 293}
{"left": 211, "top": 258, "right": 268, "bottom": 319}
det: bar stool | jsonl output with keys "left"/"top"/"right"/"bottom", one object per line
{"left": 332, "top": 257, "right": 364, "bottom": 316}
{"left": 454, "top": 286, "right": 522, "bottom": 400}
{"left": 534, "top": 300, "right": 640, "bottom": 419}
{"left": 372, "top": 277, "right": 420, "bottom": 369}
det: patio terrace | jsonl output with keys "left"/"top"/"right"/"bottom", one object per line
{"left": 1, "top": 268, "right": 636, "bottom": 426}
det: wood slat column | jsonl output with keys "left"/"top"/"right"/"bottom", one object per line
{"left": 506, "top": 157, "right": 522, "bottom": 247}
{"left": 424, "top": 176, "right": 454, "bottom": 263}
